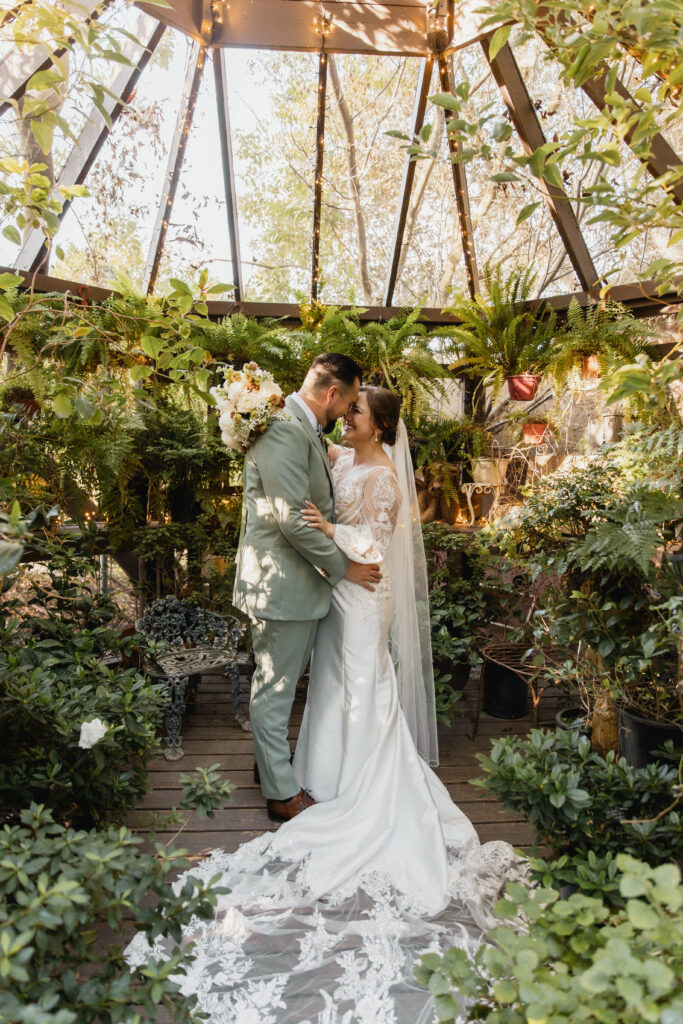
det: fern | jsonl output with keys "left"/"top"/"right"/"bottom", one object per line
{"left": 444, "top": 262, "right": 557, "bottom": 400}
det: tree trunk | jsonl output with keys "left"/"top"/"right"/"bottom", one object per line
{"left": 328, "top": 55, "right": 374, "bottom": 303}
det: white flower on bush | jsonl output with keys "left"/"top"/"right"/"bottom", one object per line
{"left": 78, "top": 718, "right": 109, "bottom": 749}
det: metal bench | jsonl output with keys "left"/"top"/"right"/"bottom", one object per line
{"left": 136, "top": 596, "right": 247, "bottom": 761}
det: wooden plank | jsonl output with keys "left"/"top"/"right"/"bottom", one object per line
{"left": 382, "top": 56, "right": 434, "bottom": 306}
{"left": 482, "top": 37, "right": 600, "bottom": 291}
{"left": 3, "top": 265, "right": 681, "bottom": 320}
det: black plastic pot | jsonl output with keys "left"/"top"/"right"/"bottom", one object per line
{"left": 618, "top": 706, "right": 683, "bottom": 769}
{"left": 555, "top": 706, "right": 588, "bottom": 731}
{"left": 482, "top": 658, "right": 529, "bottom": 719}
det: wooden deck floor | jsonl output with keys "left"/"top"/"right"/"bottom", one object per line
{"left": 129, "top": 665, "right": 558, "bottom": 856}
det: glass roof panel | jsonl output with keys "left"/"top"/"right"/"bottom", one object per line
{"left": 456, "top": 42, "right": 580, "bottom": 298}
{"left": 225, "top": 48, "right": 319, "bottom": 301}
{"left": 47, "top": 28, "right": 187, "bottom": 288}
{"left": 154, "top": 49, "right": 235, "bottom": 292}
{"left": 316, "top": 52, "right": 421, "bottom": 305}
{"left": 514, "top": 34, "right": 675, "bottom": 288}
{"left": 393, "top": 60, "right": 469, "bottom": 307}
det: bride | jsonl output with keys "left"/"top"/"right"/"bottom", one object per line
{"left": 126, "top": 387, "right": 519, "bottom": 1023}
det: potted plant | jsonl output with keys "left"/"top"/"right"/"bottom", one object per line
{"left": 444, "top": 262, "right": 557, "bottom": 403}
{"left": 549, "top": 298, "right": 657, "bottom": 388}
{"left": 423, "top": 524, "right": 505, "bottom": 713}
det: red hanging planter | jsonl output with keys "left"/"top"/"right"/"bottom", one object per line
{"left": 506, "top": 374, "right": 541, "bottom": 401}
{"left": 522, "top": 422, "right": 548, "bottom": 444}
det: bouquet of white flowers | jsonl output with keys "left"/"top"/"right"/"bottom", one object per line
{"left": 211, "top": 362, "right": 288, "bottom": 453}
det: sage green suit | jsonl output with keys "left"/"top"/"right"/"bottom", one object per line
{"left": 233, "top": 396, "right": 349, "bottom": 800}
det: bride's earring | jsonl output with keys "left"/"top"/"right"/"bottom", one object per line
{"left": 374, "top": 433, "right": 381, "bottom": 444}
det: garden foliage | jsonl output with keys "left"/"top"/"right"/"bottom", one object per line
{"left": 417, "top": 855, "right": 683, "bottom": 1024}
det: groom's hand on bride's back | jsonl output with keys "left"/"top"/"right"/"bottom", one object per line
{"left": 344, "top": 561, "right": 382, "bottom": 591}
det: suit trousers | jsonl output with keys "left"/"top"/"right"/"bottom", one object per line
{"left": 249, "top": 616, "right": 319, "bottom": 800}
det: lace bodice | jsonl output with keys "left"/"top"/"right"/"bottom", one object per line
{"left": 330, "top": 447, "right": 402, "bottom": 564}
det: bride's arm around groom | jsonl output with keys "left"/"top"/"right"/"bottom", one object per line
{"left": 232, "top": 353, "right": 377, "bottom": 817}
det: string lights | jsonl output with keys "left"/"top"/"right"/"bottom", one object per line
{"left": 311, "top": 7, "right": 330, "bottom": 300}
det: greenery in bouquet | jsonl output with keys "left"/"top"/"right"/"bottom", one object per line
{"left": 211, "top": 361, "right": 288, "bottom": 454}
{"left": 417, "top": 856, "right": 683, "bottom": 1024}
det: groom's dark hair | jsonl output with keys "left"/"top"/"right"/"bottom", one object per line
{"left": 309, "top": 353, "right": 362, "bottom": 392}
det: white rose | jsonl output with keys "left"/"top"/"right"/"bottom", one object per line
{"left": 236, "top": 391, "right": 263, "bottom": 414}
{"left": 227, "top": 380, "right": 243, "bottom": 402}
{"left": 258, "top": 379, "right": 282, "bottom": 401}
{"left": 218, "top": 410, "right": 236, "bottom": 431}
{"left": 78, "top": 718, "right": 109, "bottom": 749}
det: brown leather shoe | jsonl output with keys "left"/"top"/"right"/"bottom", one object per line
{"left": 266, "top": 788, "right": 316, "bottom": 822}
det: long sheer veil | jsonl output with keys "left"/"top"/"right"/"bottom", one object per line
{"left": 384, "top": 420, "right": 439, "bottom": 766}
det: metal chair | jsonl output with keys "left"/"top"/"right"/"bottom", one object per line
{"left": 136, "top": 596, "right": 246, "bottom": 761}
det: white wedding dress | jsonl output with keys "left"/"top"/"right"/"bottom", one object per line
{"left": 126, "top": 447, "right": 519, "bottom": 1023}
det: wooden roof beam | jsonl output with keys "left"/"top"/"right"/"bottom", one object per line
{"left": 581, "top": 73, "right": 683, "bottom": 206}
{"left": 4, "top": 265, "right": 681, "bottom": 322}
{"left": 142, "top": 41, "right": 206, "bottom": 295}
{"left": 482, "top": 37, "right": 601, "bottom": 291}
{"left": 382, "top": 56, "right": 433, "bottom": 306}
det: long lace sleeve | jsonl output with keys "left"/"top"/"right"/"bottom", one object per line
{"left": 333, "top": 468, "right": 402, "bottom": 563}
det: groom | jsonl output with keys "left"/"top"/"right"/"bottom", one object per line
{"left": 233, "top": 353, "right": 381, "bottom": 822}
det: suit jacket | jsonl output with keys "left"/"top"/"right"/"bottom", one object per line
{"left": 232, "top": 395, "right": 349, "bottom": 620}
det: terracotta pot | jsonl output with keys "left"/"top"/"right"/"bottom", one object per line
{"left": 581, "top": 354, "right": 601, "bottom": 380}
{"left": 522, "top": 422, "right": 548, "bottom": 444}
{"left": 506, "top": 374, "right": 541, "bottom": 401}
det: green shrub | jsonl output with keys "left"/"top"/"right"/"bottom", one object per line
{"left": 424, "top": 524, "right": 516, "bottom": 721}
{"left": 0, "top": 614, "right": 166, "bottom": 828}
{"left": 473, "top": 728, "right": 682, "bottom": 863}
{"left": 417, "top": 855, "right": 683, "bottom": 1024}
{"left": 0, "top": 803, "right": 224, "bottom": 1024}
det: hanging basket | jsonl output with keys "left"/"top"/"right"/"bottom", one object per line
{"left": 506, "top": 374, "right": 541, "bottom": 401}
{"left": 522, "top": 422, "right": 548, "bottom": 444}
{"left": 580, "top": 354, "right": 601, "bottom": 380}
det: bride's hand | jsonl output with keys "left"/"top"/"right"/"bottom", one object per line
{"left": 301, "top": 500, "right": 335, "bottom": 539}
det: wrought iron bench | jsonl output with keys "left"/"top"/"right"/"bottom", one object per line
{"left": 136, "top": 596, "right": 247, "bottom": 761}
